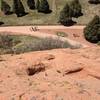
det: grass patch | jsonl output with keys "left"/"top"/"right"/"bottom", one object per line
{"left": 0, "top": 34, "right": 81, "bottom": 54}
{"left": 56, "top": 31, "right": 68, "bottom": 37}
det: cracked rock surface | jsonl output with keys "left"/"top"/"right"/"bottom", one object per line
{"left": 0, "top": 47, "right": 100, "bottom": 100}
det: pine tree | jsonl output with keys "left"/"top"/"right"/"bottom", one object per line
{"left": 89, "top": 0, "right": 100, "bottom": 4}
{"left": 59, "top": 3, "right": 73, "bottom": 26}
{"left": 13, "top": 0, "right": 25, "bottom": 17}
{"left": 1, "top": 0, "right": 11, "bottom": 15}
{"left": 0, "top": 21, "right": 4, "bottom": 25}
{"left": 27, "top": 0, "right": 35, "bottom": 10}
{"left": 37, "top": 0, "right": 51, "bottom": 13}
{"left": 70, "top": 0, "right": 82, "bottom": 17}
{"left": 84, "top": 15, "right": 100, "bottom": 43}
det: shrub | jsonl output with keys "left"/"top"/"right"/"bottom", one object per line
{"left": 1, "top": 0, "right": 11, "bottom": 15}
{"left": 56, "top": 32, "right": 68, "bottom": 37}
{"left": 70, "top": 0, "right": 82, "bottom": 17}
{"left": 27, "top": 0, "right": 35, "bottom": 10}
{"left": 0, "top": 34, "right": 21, "bottom": 54}
{"left": 0, "top": 35, "right": 13, "bottom": 49}
{"left": 37, "top": 0, "right": 51, "bottom": 13}
{"left": 59, "top": 0, "right": 82, "bottom": 26}
{"left": 84, "top": 15, "right": 100, "bottom": 43}
{"left": 0, "top": 22, "right": 4, "bottom": 25}
{"left": 59, "top": 3, "right": 73, "bottom": 26}
{"left": 89, "top": 0, "right": 100, "bottom": 4}
{"left": 13, "top": 0, "right": 26, "bottom": 17}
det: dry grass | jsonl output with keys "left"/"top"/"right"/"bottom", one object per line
{"left": 0, "top": 34, "right": 81, "bottom": 54}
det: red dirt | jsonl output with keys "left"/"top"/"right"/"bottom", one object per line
{"left": 0, "top": 47, "right": 100, "bottom": 100}
{"left": 0, "top": 26, "right": 100, "bottom": 100}
{"left": 0, "top": 25, "right": 95, "bottom": 47}
{"left": 39, "top": 27, "right": 94, "bottom": 47}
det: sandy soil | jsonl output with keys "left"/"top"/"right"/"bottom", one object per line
{"left": 0, "top": 47, "right": 100, "bottom": 100}
{"left": 0, "top": 25, "right": 92, "bottom": 47}
{"left": 0, "top": 26, "right": 99, "bottom": 100}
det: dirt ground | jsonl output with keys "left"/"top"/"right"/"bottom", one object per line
{"left": 0, "top": 25, "right": 90, "bottom": 47}
{"left": 0, "top": 26, "right": 100, "bottom": 100}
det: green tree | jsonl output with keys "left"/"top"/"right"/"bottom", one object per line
{"left": 13, "top": 0, "right": 25, "bottom": 17}
{"left": 84, "top": 15, "right": 100, "bottom": 43}
{"left": 59, "top": 3, "right": 73, "bottom": 26}
{"left": 70, "top": 0, "right": 82, "bottom": 17}
{"left": 89, "top": 0, "right": 100, "bottom": 4}
{"left": 1, "top": 0, "right": 11, "bottom": 15}
{"left": 37, "top": 0, "right": 51, "bottom": 13}
{"left": 27, "top": 0, "right": 35, "bottom": 10}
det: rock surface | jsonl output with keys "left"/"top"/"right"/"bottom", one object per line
{"left": 0, "top": 47, "right": 100, "bottom": 100}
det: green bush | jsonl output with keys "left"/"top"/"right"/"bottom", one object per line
{"left": 59, "top": 3, "right": 73, "bottom": 26}
{"left": 27, "top": 0, "right": 35, "bottom": 10}
{"left": 89, "top": 0, "right": 100, "bottom": 4}
{"left": 13, "top": 0, "right": 26, "bottom": 17}
{"left": 70, "top": 0, "right": 82, "bottom": 17}
{"left": 37, "top": 0, "right": 51, "bottom": 13}
{"left": 84, "top": 15, "right": 100, "bottom": 43}
{"left": 0, "top": 35, "right": 13, "bottom": 49}
{"left": 0, "top": 35, "right": 21, "bottom": 47}
{"left": 1, "top": 0, "right": 11, "bottom": 15}
{"left": 59, "top": 0, "right": 82, "bottom": 26}
{"left": 56, "top": 32, "right": 68, "bottom": 37}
